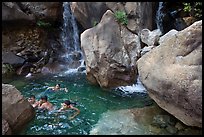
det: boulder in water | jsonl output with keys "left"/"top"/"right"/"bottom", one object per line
{"left": 2, "top": 84, "right": 35, "bottom": 133}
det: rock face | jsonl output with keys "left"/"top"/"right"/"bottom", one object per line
{"left": 107, "top": 2, "right": 156, "bottom": 34}
{"left": 137, "top": 20, "right": 202, "bottom": 128}
{"left": 2, "top": 51, "right": 26, "bottom": 68}
{"left": 2, "top": 84, "right": 35, "bottom": 133}
{"left": 81, "top": 10, "right": 141, "bottom": 88}
{"left": 71, "top": 2, "right": 156, "bottom": 34}
{"left": 70, "top": 2, "right": 108, "bottom": 29}
{"left": 2, "top": 119, "right": 12, "bottom": 135}
{"left": 20, "top": 2, "right": 61, "bottom": 21}
{"left": 2, "top": 2, "right": 34, "bottom": 22}
{"left": 140, "top": 29, "right": 162, "bottom": 47}
{"left": 2, "top": 2, "right": 61, "bottom": 22}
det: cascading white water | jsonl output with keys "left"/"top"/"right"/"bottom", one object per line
{"left": 114, "top": 3, "right": 168, "bottom": 94}
{"left": 61, "top": 2, "right": 79, "bottom": 53}
{"left": 60, "top": 2, "right": 85, "bottom": 74}
{"left": 156, "top": 2, "right": 164, "bottom": 34}
{"left": 115, "top": 76, "right": 147, "bottom": 95}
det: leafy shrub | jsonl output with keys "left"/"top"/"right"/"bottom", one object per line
{"left": 194, "top": 2, "right": 202, "bottom": 19}
{"left": 114, "top": 11, "right": 128, "bottom": 26}
{"left": 182, "top": 2, "right": 202, "bottom": 19}
{"left": 36, "top": 20, "right": 51, "bottom": 28}
{"left": 183, "top": 3, "right": 191, "bottom": 13}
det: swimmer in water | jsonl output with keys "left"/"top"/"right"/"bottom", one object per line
{"left": 58, "top": 100, "right": 80, "bottom": 120}
{"left": 28, "top": 95, "right": 39, "bottom": 108}
{"left": 37, "top": 95, "right": 53, "bottom": 111}
{"left": 47, "top": 84, "right": 68, "bottom": 92}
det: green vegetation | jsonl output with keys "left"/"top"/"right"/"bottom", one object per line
{"left": 114, "top": 11, "right": 128, "bottom": 26}
{"left": 182, "top": 2, "right": 202, "bottom": 19}
{"left": 183, "top": 3, "right": 191, "bottom": 13}
{"left": 2, "top": 63, "right": 14, "bottom": 74}
{"left": 36, "top": 20, "right": 52, "bottom": 28}
{"left": 92, "top": 20, "right": 98, "bottom": 27}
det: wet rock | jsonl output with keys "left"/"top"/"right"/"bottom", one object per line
{"left": 166, "top": 125, "right": 178, "bottom": 134}
{"left": 177, "top": 127, "right": 202, "bottom": 135}
{"left": 41, "top": 62, "right": 67, "bottom": 74}
{"left": 148, "top": 125, "right": 161, "bottom": 134}
{"left": 89, "top": 109, "right": 147, "bottom": 135}
{"left": 152, "top": 115, "right": 171, "bottom": 128}
{"left": 77, "top": 66, "right": 86, "bottom": 72}
{"left": 69, "top": 51, "right": 82, "bottom": 61}
{"left": 175, "top": 122, "right": 185, "bottom": 131}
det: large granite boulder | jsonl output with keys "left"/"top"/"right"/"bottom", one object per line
{"left": 81, "top": 10, "right": 141, "bottom": 88}
{"left": 2, "top": 84, "right": 35, "bottom": 133}
{"left": 137, "top": 20, "right": 202, "bottom": 128}
{"left": 70, "top": 2, "right": 108, "bottom": 29}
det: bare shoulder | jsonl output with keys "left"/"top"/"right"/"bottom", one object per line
{"left": 71, "top": 106, "right": 79, "bottom": 111}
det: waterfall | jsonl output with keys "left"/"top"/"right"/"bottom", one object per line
{"left": 60, "top": 2, "right": 85, "bottom": 74}
{"left": 156, "top": 2, "right": 164, "bottom": 34}
{"left": 61, "top": 2, "right": 79, "bottom": 53}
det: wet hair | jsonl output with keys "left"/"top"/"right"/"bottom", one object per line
{"left": 56, "top": 84, "right": 61, "bottom": 87}
{"left": 64, "top": 100, "right": 71, "bottom": 106}
{"left": 64, "top": 100, "right": 77, "bottom": 106}
{"left": 30, "top": 95, "right": 35, "bottom": 99}
{"left": 40, "top": 95, "right": 48, "bottom": 101}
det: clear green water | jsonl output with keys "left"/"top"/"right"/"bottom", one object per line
{"left": 2, "top": 73, "right": 153, "bottom": 135}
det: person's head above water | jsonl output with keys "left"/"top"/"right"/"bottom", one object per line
{"left": 61, "top": 100, "right": 71, "bottom": 109}
{"left": 55, "top": 84, "right": 61, "bottom": 89}
{"left": 64, "top": 100, "right": 71, "bottom": 106}
{"left": 30, "top": 95, "right": 35, "bottom": 99}
{"left": 40, "top": 95, "right": 48, "bottom": 102}
{"left": 28, "top": 95, "right": 36, "bottom": 104}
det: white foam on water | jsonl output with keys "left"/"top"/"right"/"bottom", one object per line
{"left": 115, "top": 77, "right": 147, "bottom": 94}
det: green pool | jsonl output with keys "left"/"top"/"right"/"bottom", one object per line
{"left": 2, "top": 72, "right": 153, "bottom": 135}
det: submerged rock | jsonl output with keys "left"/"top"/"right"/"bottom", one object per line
{"left": 90, "top": 105, "right": 202, "bottom": 135}
{"left": 89, "top": 109, "right": 148, "bottom": 135}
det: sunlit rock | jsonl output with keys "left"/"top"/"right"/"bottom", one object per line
{"left": 137, "top": 20, "right": 202, "bottom": 128}
{"left": 81, "top": 10, "right": 140, "bottom": 88}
